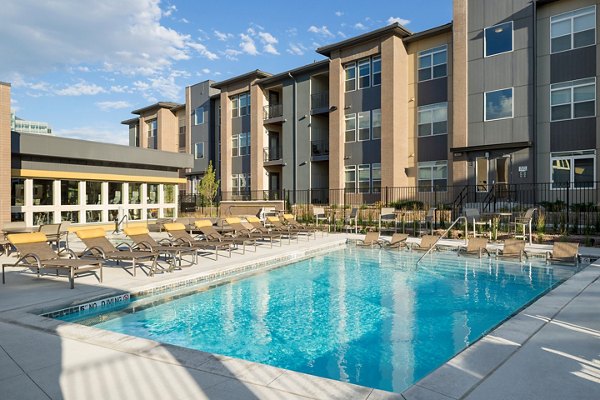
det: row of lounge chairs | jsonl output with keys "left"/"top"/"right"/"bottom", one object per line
{"left": 356, "top": 232, "right": 581, "bottom": 265}
{"left": 1, "top": 214, "right": 321, "bottom": 289}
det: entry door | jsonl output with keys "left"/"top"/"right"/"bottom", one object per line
{"left": 268, "top": 132, "right": 280, "bottom": 160}
{"left": 495, "top": 157, "right": 510, "bottom": 197}
{"left": 476, "top": 158, "right": 489, "bottom": 192}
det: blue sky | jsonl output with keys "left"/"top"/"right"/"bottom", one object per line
{"left": 0, "top": 0, "right": 452, "bottom": 145}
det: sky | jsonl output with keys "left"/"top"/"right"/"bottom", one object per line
{"left": 0, "top": 0, "right": 452, "bottom": 145}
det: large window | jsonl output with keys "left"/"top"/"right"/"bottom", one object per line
{"left": 551, "top": 6, "right": 596, "bottom": 53}
{"left": 129, "top": 183, "right": 141, "bottom": 204}
{"left": 485, "top": 88, "right": 513, "bottom": 121}
{"left": 418, "top": 45, "right": 447, "bottom": 82}
{"left": 231, "top": 92, "right": 250, "bottom": 117}
{"left": 33, "top": 179, "right": 53, "bottom": 206}
{"left": 550, "top": 78, "right": 595, "bottom": 121}
{"left": 345, "top": 113, "right": 356, "bottom": 142}
{"left": 232, "top": 173, "right": 250, "bottom": 195}
{"left": 372, "top": 163, "right": 381, "bottom": 193}
{"left": 418, "top": 102, "right": 448, "bottom": 136}
{"left": 358, "top": 59, "right": 370, "bottom": 89}
{"left": 344, "top": 166, "right": 356, "bottom": 192}
{"left": 372, "top": 109, "right": 381, "bottom": 139}
{"left": 147, "top": 120, "right": 157, "bottom": 149}
{"left": 232, "top": 133, "right": 250, "bottom": 157}
{"left": 86, "top": 182, "right": 102, "bottom": 205}
{"left": 194, "top": 106, "right": 204, "bottom": 125}
{"left": 484, "top": 21, "right": 513, "bottom": 57}
{"left": 108, "top": 182, "right": 122, "bottom": 204}
{"left": 11, "top": 179, "right": 24, "bottom": 206}
{"left": 372, "top": 56, "right": 381, "bottom": 86}
{"left": 418, "top": 161, "right": 448, "bottom": 192}
{"left": 147, "top": 184, "right": 158, "bottom": 204}
{"left": 345, "top": 62, "right": 356, "bottom": 92}
{"left": 358, "top": 111, "right": 370, "bottom": 141}
{"left": 358, "top": 164, "right": 370, "bottom": 193}
{"left": 195, "top": 142, "right": 205, "bottom": 159}
{"left": 60, "top": 180, "right": 79, "bottom": 205}
{"left": 551, "top": 150, "right": 595, "bottom": 189}
{"left": 164, "top": 185, "right": 176, "bottom": 203}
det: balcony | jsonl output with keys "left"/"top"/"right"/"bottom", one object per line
{"left": 310, "top": 92, "right": 329, "bottom": 115}
{"left": 311, "top": 139, "right": 329, "bottom": 161}
{"left": 263, "top": 104, "right": 284, "bottom": 122}
{"left": 263, "top": 146, "right": 284, "bottom": 166}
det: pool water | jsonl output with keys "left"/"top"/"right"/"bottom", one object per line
{"left": 60, "top": 248, "right": 573, "bottom": 393}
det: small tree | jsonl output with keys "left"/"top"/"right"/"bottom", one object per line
{"left": 197, "top": 161, "right": 220, "bottom": 208}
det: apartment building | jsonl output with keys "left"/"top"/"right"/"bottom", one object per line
{"left": 123, "top": 0, "right": 600, "bottom": 204}
{"left": 11, "top": 110, "right": 52, "bottom": 135}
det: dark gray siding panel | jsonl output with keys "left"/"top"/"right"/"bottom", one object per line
{"left": 550, "top": 118, "right": 596, "bottom": 152}
{"left": 343, "top": 140, "right": 381, "bottom": 165}
{"left": 417, "top": 135, "right": 448, "bottom": 162}
{"left": 344, "top": 86, "right": 381, "bottom": 112}
{"left": 231, "top": 156, "right": 251, "bottom": 174}
{"left": 550, "top": 46, "right": 596, "bottom": 83}
{"left": 417, "top": 77, "right": 448, "bottom": 106}
{"left": 231, "top": 116, "right": 250, "bottom": 135}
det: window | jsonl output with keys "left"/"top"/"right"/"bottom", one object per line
{"left": 240, "top": 93, "right": 248, "bottom": 116}
{"left": 232, "top": 134, "right": 239, "bottom": 157}
{"left": 418, "top": 102, "right": 448, "bottom": 136}
{"left": 551, "top": 6, "right": 596, "bottom": 53}
{"left": 164, "top": 185, "right": 176, "bottom": 203}
{"left": 232, "top": 96, "right": 239, "bottom": 118}
{"left": 232, "top": 133, "right": 250, "bottom": 156}
{"left": 484, "top": 21, "right": 513, "bottom": 57}
{"left": 147, "top": 120, "right": 157, "bottom": 149}
{"left": 358, "top": 59, "right": 370, "bottom": 89}
{"left": 60, "top": 180, "right": 79, "bottom": 205}
{"left": 345, "top": 113, "right": 356, "bottom": 142}
{"left": 195, "top": 142, "right": 205, "bottom": 159}
{"left": 372, "top": 56, "right": 381, "bottom": 86}
{"left": 108, "top": 182, "right": 122, "bottom": 204}
{"left": 129, "top": 183, "right": 141, "bottom": 204}
{"left": 358, "top": 111, "right": 370, "bottom": 141}
{"left": 194, "top": 106, "right": 204, "bottom": 125}
{"left": 86, "top": 182, "right": 102, "bottom": 205}
{"left": 418, "top": 161, "right": 448, "bottom": 192}
{"left": 129, "top": 209, "right": 141, "bottom": 221}
{"left": 345, "top": 63, "right": 356, "bottom": 92}
{"left": 358, "top": 164, "right": 370, "bottom": 193}
{"left": 372, "top": 109, "right": 381, "bottom": 139}
{"left": 550, "top": 78, "right": 595, "bottom": 121}
{"left": 178, "top": 126, "right": 186, "bottom": 149}
{"left": 33, "top": 179, "right": 53, "bottom": 206}
{"left": 231, "top": 92, "right": 250, "bottom": 117}
{"left": 418, "top": 45, "right": 447, "bottom": 82}
{"left": 11, "top": 179, "right": 24, "bottom": 206}
{"left": 232, "top": 173, "right": 251, "bottom": 195}
{"left": 372, "top": 163, "right": 381, "bottom": 193}
{"left": 344, "top": 166, "right": 356, "bottom": 192}
{"left": 551, "top": 150, "right": 595, "bottom": 189}
{"left": 147, "top": 184, "right": 158, "bottom": 204}
{"left": 485, "top": 88, "right": 513, "bottom": 121}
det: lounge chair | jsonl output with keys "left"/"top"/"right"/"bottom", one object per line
{"left": 546, "top": 242, "right": 579, "bottom": 266}
{"left": 412, "top": 235, "right": 440, "bottom": 251}
{"left": 458, "top": 238, "right": 491, "bottom": 258}
{"left": 266, "top": 217, "right": 299, "bottom": 243}
{"left": 123, "top": 226, "right": 197, "bottom": 269}
{"left": 192, "top": 220, "right": 255, "bottom": 254}
{"left": 282, "top": 214, "right": 318, "bottom": 238}
{"left": 2, "top": 232, "right": 102, "bottom": 289}
{"left": 357, "top": 231, "right": 383, "bottom": 247}
{"left": 381, "top": 233, "right": 409, "bottom": 250}
{"left": 165, "top": 222, "right": 234, "bottom": 258}
{"left": 496, "top": 239, "right": 527, "bottom": 262}
{"left": 242, "top": 216, "right": 284, "bottom": 247}
{"left": 76, "top": 228, "right": 159, "bottom": 276}
{"left": 225, "top": 217, "right": 274, "bottom": 244}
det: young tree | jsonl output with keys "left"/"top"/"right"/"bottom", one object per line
{"left": 197, "top": 161, "right": 220, "bottom": 207}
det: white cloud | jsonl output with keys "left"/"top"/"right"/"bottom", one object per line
{"left": 187, "top": 42, "right": 219, "bottom": 60}
{"left": 214, "top": 30, "right": 234, "bottom": 41}
{"left": 54, "top": 126, "right": 129, "bottom": 145}
{"left": 222, "top": 48, "right": 242, "bottom": 61}
{"left": 387, "top": 17, "right": 411, "bottom": 26}
{"left": 308, "top": 25, "right": 334, "bottom": 38}
{"left": 286, "top": 27, "right": 298, "bottom": 37}
{"left": 133, "top": 70, "right": 183, "bottom": 101}
{"left": 163, "top": 4, "right": 177, "bottom": 17}
{"left": 257, "top": 31, "right": 279, "bottom": 55}
{"left": 96, "top": 100, "right": 132, "bottom": 111}
{"left": 354, "top": 22, "right": 367, "bottom": 30}
{"left": 55, "top": 81, "right": 106, "bottom": 96}
{"left": 287, "top": 43, "right": 305, "bottom": 56}
{"left": 180, "top": 18, "right": 189, "bottom": 24}
{"left": 335, "top": 11, "right": 343, "bottom": 17}
{"left": 239, "top": 33, "right": 259, "bottom": 55}
{"left": 337, "top": 31, "right": 347, "bottom": 38}
{"left": 110, "top": 85, "right": 129, "bottom": 93}
{"left": 0, "top": 0, "right": 219, "bottom": 77}
{"left": 201, "top": 68, "right": 211, "bottom": 74}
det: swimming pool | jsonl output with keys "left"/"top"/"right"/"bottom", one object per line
{"left": 59, "top": 247, "right": 574, "bottom": 393}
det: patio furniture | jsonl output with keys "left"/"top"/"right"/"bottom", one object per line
{"left": 458, "top": 238, "right": 491, "bottom": 258}
{"left": 463, "top": 208, "right": 490, "bottom": 238}
{"left": 356, "top": 231, "right": 383, "bottom": 247}
{"left": 496, "top": 239, "right": 527, "bottom": 262}
{"left": 282, "top": 214, "right": 318, "bottom": 238}
{"left": 38, "top": 223, "right": 63, "bottom": 251}
{"left": 123, "top": 226, "right": 197, "bottom": 269}
{"left": 546, "top": 242, "right": 579, "bottom": 266}
{"left": 166, "top": 222, "right": 235, "bottom": 258}
{"left": 379, "top": 208, "right": 397, "bottom": 234}
{"left": 513, "top": 208, "right": 536, "bottom": 244}
{"left": 3, "top": 232, "right": 102, "bottom": 289}
{"left": 225, "top": 217, "right": 281, "bottom": 247}
{"left": 381, "top": 233, "right": 409, "bottom": 250}
{"left": 2, "top": 221, "right": 35, "bottom": 234}
{"left": 76, "top": 228, "right": 159, "bottom": 276}
{"left": 245, "top": 216, "right": 284, "bottom": 247}
{"left": 313, "top": 207, "right": 329, "bottom": 232}
{"left": 418, "top": 208, "right": 437, "bottom": 236}
{"left": 344, "top": 208, "right": 359, "bottom": 234}
{"left": 266, "top": 217, "right": 299, "bottom": 243}
{"left": 412, "top": 235, "right": 440, "bottom": 251}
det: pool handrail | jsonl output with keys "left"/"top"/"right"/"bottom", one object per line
{"left": 416, "top": 216, "right": 468, "bottom": 266}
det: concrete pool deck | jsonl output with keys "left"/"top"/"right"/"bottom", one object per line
{"left": 0, "top": 232, "right": 598, "bottom": 399}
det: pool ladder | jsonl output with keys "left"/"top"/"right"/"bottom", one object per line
{"left": 415, "top": 216, "right": 468, "bottom": 266}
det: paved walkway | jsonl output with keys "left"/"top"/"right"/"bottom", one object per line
{"left": 0, "top": 232, "right": 598, "bottom": 399}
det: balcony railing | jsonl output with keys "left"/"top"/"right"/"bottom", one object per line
{"left": 263, "top": 146, "right": 283, "bottom": 162}
{"left": 263, "top": 104, "right": 283, "bottom": 120}
{"left": 311, "top": 139, "right": 329, "bottom": 157}
{"left": 311, "top": 92, "right": 329, "bottom": 110}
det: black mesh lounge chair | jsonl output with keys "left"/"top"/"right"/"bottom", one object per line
{"left": 76, "top": 228, "right": 159, "bottom": 276}
{"left": 3, "top": 232, "right": 102, "bottom": 289}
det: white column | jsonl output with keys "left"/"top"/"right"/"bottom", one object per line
{"left": 53, "top": 180, "right": 61, "bottom": 223}
{"left": 79, "top": 181, "right": 86, "bottom": 224}
{"left": 24, "top": 179, "right": 33, "bottom": 226}
{"left": 101, "top": 182, "right": 109, "bottom": 223}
